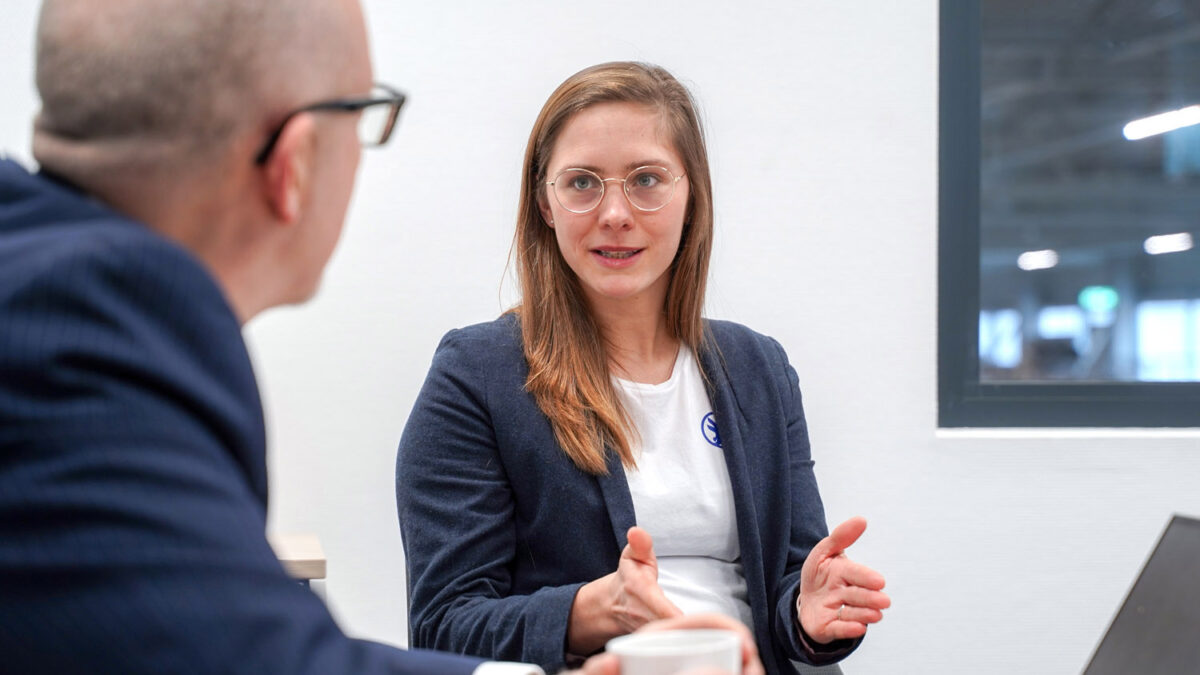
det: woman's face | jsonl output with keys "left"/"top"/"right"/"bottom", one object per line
{"left": 539, "top": 102, "right": 689, "bottom": 315}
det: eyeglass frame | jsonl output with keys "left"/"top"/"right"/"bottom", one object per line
{"left": 253, "top": 82, "right": 406, "bottom": 165}
{"left": 544, "top": 165, "right": 687, "bottom": 214}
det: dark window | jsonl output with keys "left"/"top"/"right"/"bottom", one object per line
{"left": 939, "top": 0, "right": 1200, "bottom": 426}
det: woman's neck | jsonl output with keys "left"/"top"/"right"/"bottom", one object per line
{"left": 590, "top": 298, "right": 680, "bottom": 385}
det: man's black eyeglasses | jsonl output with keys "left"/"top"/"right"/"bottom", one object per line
{"left": 254, "top": 83, "right": 406, "bottom": 164}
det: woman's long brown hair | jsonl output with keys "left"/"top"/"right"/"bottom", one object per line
{"left": 513, "top": 62, "right": 714, "bottom": 475}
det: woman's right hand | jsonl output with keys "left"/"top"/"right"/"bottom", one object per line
{"left": 567, "top": 526, "right": 683, "bottom": 654}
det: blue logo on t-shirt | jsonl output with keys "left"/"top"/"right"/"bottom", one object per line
{"left": 701, "top": 412, "right": 721, "bottom": 448}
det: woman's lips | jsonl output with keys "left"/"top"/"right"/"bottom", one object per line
{"left": 591, "top": 247, "right": 644, "bottom": 267}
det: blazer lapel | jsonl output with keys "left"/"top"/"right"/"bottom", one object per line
{"left": 700, "top": 343, "right": 769, "bottom": 635}
{"left": 595, "top": 449, "right": 636, "bottom": 550}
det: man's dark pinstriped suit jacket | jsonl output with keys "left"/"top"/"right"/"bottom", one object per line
{"left": 0, "top": 158, "right": 482, "bottom": 674}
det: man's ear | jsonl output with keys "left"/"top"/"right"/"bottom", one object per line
{"left": 261, "top": 113, "right": 317, "bottom": 225}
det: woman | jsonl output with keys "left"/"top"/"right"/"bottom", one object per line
{"left": 396, "top": 62, "right": 889, "bottom": 675}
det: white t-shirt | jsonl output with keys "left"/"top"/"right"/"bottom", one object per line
{"left": 614, "top": 347, "right": 754, "bottom": 629}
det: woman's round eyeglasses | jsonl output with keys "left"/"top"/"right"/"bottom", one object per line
{"left": 545, "top": 166, "right": 685, "bottom": 214}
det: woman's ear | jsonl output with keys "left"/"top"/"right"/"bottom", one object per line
{"left": 261, "top": 113, "right": 317, "bottom": 225}
{"left": 537, "top": 200, "right": 554, "bottom": 227}
{"left": 537, "top": 190, "right": 555, "bottom": 228}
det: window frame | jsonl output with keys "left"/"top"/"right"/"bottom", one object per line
{"left": 938, "top": 0, "right": 1200, "bottom": 428}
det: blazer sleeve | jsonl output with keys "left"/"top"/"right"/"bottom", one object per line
{"left": 0, "top": 237, "right": 483, "bottom": 675}
{"left": 397, "top": 329, "right": 583, "bottom": 673}
{"left": 766, "top": 338, "right": 862, "bottom": 666}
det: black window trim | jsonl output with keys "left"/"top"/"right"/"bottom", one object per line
{"left": 938, "top": 0, "right": 1200, "bottom": 428}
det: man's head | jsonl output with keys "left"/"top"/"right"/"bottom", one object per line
{"left": 32, "top": 0, "right": 379, "bottom": 321}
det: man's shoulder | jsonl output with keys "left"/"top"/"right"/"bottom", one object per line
{"left": 0, "top": 212, "right": 238, "bottom": 369}
{"left": 4, "top": 217, "right": 178, "bottom": 285}
{"left": 0, "top": 163, "right": 250, "bottom": 407}
{"left": 0, "top": 166, "right": 264, "bottom": 494}
{"left": 0, "top": 165, "right": 213, "bottom": 302}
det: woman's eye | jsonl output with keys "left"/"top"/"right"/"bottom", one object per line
{"left": 633, "top": 172, "right": 661, "bottom": 188}
{"left": 570, "top": 175, "right": 597, "bottom": 190}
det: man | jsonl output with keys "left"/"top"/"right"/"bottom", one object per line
{"left": 0, "top": 1, "right": 760, "bottom": 674}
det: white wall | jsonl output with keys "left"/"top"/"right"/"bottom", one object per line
{"left": 5, "top": 2, "right": 1199, "bottom": 673}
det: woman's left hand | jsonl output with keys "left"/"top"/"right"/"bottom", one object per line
{"left": 797, "top": 516, "right": 890, "bottom": 644}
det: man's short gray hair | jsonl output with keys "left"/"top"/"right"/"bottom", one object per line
{"left": 34, "top": 0, "right": 344, "bottom": 166}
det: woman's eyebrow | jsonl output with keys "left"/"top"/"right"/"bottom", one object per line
{"left": 554, "top": 160, "right": 676, "bottom": 175}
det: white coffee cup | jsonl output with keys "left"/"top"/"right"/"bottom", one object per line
{"left": 605, "top": 628, "right": 742, "bottom": 675}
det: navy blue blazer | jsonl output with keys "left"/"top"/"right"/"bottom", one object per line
{"left": 397, "top": 314, "right": 860, "bottom": 675}
{"left": 0, "top": 159, "right": 482, "bottom": 675}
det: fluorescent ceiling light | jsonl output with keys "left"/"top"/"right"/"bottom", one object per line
{"left": 1017, "top": 249, "right": 1059, "bottom": 271}
{"left": 1123, "top": 105, "right": 1200, "bottom": 140}
{"left": 1144, "top": 232, "right": 1194, "bottom": 255}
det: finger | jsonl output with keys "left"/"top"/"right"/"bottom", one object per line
{"left": 814, "top": 516, "right": 867, "bottom": 560}
{"left": 619, "top": 530, "right": 681, "bottom": 621}
{"left": 741, "top": 634, "right": 766, "bottom": 675}
{"left": 837, "top": 586, "right": 891, "bottom": 611}
{"left": 833, "top": 604, "right": 885, "bottom": 625}
{"left": 826, "top": 619, "right": 869, "bottom": 641}
{"left": 644, "top": 585, "right": 684, "bottom": 619}
{"left": 830, "top": 559, "right": 887, "bottom": 591}
{"left": 578, "top": 652, "right": 619, "bottom": 675}
{"left": 623, "top": 526, "right": 657, "bottom": 566}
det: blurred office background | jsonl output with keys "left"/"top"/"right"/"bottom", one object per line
{"left": 3, "top": 1, "right": 1198, "bottom": 673}
{"left": 980, "top": 0, "right": 1200, "bottom": 382}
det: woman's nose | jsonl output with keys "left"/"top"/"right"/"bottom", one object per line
{"left": 596, "top": 182, "right": 633, "bottom": 230}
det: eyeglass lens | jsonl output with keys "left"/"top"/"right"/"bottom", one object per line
{"left": 552, "top": 166, "right": 677, "bottom": 213}
{"left": 358, "top": 93, "right": 396, "bottom": 146}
